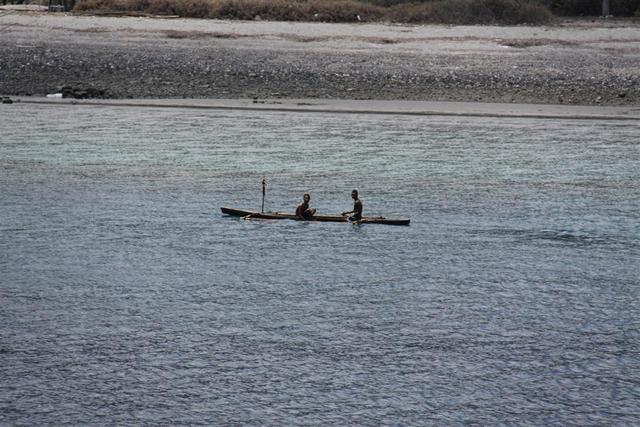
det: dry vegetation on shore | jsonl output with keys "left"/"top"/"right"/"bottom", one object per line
{"left": 73, "top": 0, "right": 553, "bottom": 25}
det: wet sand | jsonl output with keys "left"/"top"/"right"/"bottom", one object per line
{"left": 10, "top": 97, "right": 640, "bottom": 120}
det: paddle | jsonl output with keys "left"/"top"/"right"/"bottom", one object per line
{"left": 261, "top": 179, "right": 266, "bottom": 213}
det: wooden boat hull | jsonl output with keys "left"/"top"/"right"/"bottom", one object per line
{"left": 221, "top": 207, "right": 410, "bottom": 226}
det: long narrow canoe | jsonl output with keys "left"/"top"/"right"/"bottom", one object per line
{"left": 221, "top": 207, "right": 410, "bottom": 226}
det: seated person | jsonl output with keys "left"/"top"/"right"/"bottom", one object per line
{"left": 341, "top": 189, "right": 363, "bottom": 221}
{"left": 296, "top": 193, "right": 316, "bottom": 219}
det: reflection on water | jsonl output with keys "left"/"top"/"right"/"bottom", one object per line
{"left": 1, "top": 104, "right": 639, "bottom": 425}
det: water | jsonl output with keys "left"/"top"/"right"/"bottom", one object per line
{"left": 1, "top": 103, "right": 639, "bottom": 425}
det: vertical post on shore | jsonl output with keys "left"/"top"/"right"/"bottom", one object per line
{"left": 602, "top": 0, "right": 610, "bottom": 16}
{"left": 261, "top": 179, "right": 266, "bottom": 213}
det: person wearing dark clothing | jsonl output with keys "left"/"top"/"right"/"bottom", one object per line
{"left": 342, "top": 189, "right": 363, "bottom": 221}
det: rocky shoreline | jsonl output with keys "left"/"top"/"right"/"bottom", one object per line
{"left": 1, "top": 12, "right": 639, "bottom": 105}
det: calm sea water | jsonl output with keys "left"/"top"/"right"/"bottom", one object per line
{"left": 1, "top": 103, "right": 639, "bottom": 425}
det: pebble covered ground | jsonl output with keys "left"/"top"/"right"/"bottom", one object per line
{"left": 1, "top": 12, "right": 639, "bottom": 105}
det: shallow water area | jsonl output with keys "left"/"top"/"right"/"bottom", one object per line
{"left": 1, "top": 103, "right": 639, "bottom": 425}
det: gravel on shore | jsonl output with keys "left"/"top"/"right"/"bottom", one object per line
{"left": 1, "top": 12, "right": 639, "bottom": 106}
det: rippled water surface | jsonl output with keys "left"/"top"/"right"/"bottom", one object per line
{"left": 1, "top": 104, "right": 639, "bottom": 425}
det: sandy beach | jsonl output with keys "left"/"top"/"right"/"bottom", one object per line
{"left": 12, "top": 96, "right": 640, "bottom": 120}
{"left": 1, "top": 10, "right": 640, "bottom": 106}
